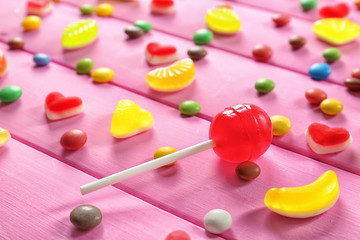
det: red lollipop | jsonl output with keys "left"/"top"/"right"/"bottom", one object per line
{"left": 81, "top": 104, "right": 272, "bottom": 194}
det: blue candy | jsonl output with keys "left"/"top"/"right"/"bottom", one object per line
{"left": 308, "top": 63, "right": 331, "bottom": 80}
{"left": 33, "top": 53, "right": 51, "bottom": 67}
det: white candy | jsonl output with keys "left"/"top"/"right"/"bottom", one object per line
{"left": 204, "top": 209, "right": 232, "bottom": 234}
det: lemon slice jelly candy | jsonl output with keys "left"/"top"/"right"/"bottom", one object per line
{"left": 0, "top": 128, "right": 11, "bottom": 147}
{"left": 146, "top": 58, "right": 195, "bottom": 92}
{"left": 110, "top": 100, "right": 154, "bottom": 139}
{"left": 62, "top": 19, "right": 98, "bottom": 50}
{"left": 206, "top": 6, "right": 241, "bottom": 35}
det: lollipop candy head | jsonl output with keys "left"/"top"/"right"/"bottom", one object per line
{"left": 209, "top": 104, "right": 272, "bottom": 163}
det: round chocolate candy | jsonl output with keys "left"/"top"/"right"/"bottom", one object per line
{"left": 0, "top": 85, "right": 22, "bottom": 103}
{"left": 76, "top": 58, "right": 94, "bottom": 74}
{"left": 323, "top": 47, "right": 341, "bottom": 63}
{"left": 187, "top": 46, "right": 207, "bottom": 61}
{"left": 60, "top": 129, "right": 87, "bottom": 150}
{"left": 309, "top": 63, "right": 331, "bottom": 80}
{"left": 8, "top": 37, "right": 25, "bottom": 50}
{"left": 79, "top": 4, "right": 94, "bottom": 15}
{"left": 193, "top": 29, "right": 213, "bottom": 45}
{"left": 154, "top": 146, "right": 177, "bottom": 166}
{"left": 351, "top": 67, "right": 360, "bottom": 79}
{"left": 272, "top": 13, "right": 291, "bottom": 27}
{"left": 165, "top": 230, "right": 191, "bottom": 240}
{"left": 252, "top": 44, "right": 273, "bottom": 62}
{"left": 179, "top": 100, "right": 201, "bottom": 116}
{"left": 204, "top": 209, "right": 232, "bottom": 234}
{"left": 300, "top": 0, "right": 318, "bottom": 11}
{"left": 289, "top": 35, "right": 306, "bottom": 50}
{"left": 305, "top": 88, "right": 327, "bottom": 104}
{"left": 255, "top": 78, "right": 275, "bottom": 93}
{"left": 133, "top": 20, "right": 152, "bottom": 32}
{"left": 320, "top": 98, "right": 343, "bottom": 115}
{"left": 344, "top": 78, "right": 360, "bottom": 91}
{"left": 125, "top": 26, "right": 144, "bottom": 39}
{"left": 355, "top": 0, "right": 360, "bottom": 10}
{"left": 235, "top": 161, "right": 261, "bottom": 181}
{"left": 33, "top": 53, "right": 51, "bottom": 67}
{"left": 70, "top": 205, "right": 102, "bottom": 230}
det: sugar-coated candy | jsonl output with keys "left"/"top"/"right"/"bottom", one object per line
{"left": 187, "top": 46, "right": 207, "bottom": 61}
{"left": 134, "top": 20, "right": 152, "bottom": 32}
{"left": 111, "top": 100, "right": 154, "bottom": 139}
{"left": 0, "top": 86, "right": 22, "bottom": 103}
{"left": 205, "top": 6, "right": 241, "bottom": 34}
{"left": 95, "top": 3, "right": 114, "bottom": 17}
{"left": 125, "top": 26, "right": 144, "bottom": 39}
{"left": 235, "top": 161, "right": 261, "bottom": 181}
{"left": 33, "top": 53, "right": 51, "bottom": 67}
{"left": 193, "top": 29, "right": 213, "bottom": 45}
{"left": 252, "top": 44, "right": 273, "bottom": 62}
{"left": 179, "top": 100, "right": 201, "bottom": 116}
{"left": 61, "top": 129, "right": 87, "bottom": 150}
{"left": 264, "top": 170, "right": 339, "bottom": 218}
{"left": 0, "top": 128, "right": 11, "bottom": 147}
{"left": 270, "top": 115, "right": 291, "bottom": 136}
{"left": 204, "top": 209, "right": 232, "bottom": 234}
{"left": 79, "top": 4, "right": 94, "bottom": 15}
{"left": 91, "top": 67, "right": 114, "bottom": 83}
{"left": 289, "top": 35, "right": 306, "bottom": 50}
{"left": 27, "top": 0, "right": 53, "bottom": 15}
{"left": 255, "top": 78, "right": 275, "bottom": 93}
{"left": 356, "top": 0, "right": 360, "bottom": 9}
{"left": 351, "top": 67, "right": 360, "bottom": 79}
{"left": 323, "top": 47, "right": 341, "bottom": 63}
{"left": 150, "top": 0, "right": 175, "bottom": 14}
{"left": 76, "top": 58, "right": 94, "bottom": 75}
{"left": 62, "top": 20, "right": 98, "bottom": 50}
{"left": 22, "top": 15, "right": 41, "bottom": 31}
{"left": 145, "top": 42, "right": 178, "bottom": 66}
{"left": 209, "top": 104, "right": 272, "bottom": 163}
{"left": 320, "top": 98, "right": 343, "bottom": 115}
{"left": 8, "top": 37, "right": 25, "bottom": 50}
{"left": 319, "top": 3, "right": 350, "bottom": 18}
{"left": 309, "top": 63, "right": 331, "bottom": 80}
{"left": 300, "top": 0, "right": 317, "bottom": 11}
{"left": 165, "top": 230, "right": 190, "bottom": 240}
{"left": 0, "top": 50, "right": 8, "bottom": 77}
{"left": 70, "top": 205, "right": 102, "bottom": 230}
{"left": 305, "top": 88, "right": 327, "bottom": 104}
{"left": 272, "top": 13, "right": 290, "bottom": 27}
{"left": 154, "top": 146, "right": 177, "bottom": 166}
{"left": 146, "top": 58, "right": 195, "bottom": 92}
{"left": 344, "top": 78, "right": 360, "bottom": 91}
{"left": 45, "top": 92, "right": 84, "bottom": 120}
{"left": 305, "top": 123, "right": 352, "bottom": 154}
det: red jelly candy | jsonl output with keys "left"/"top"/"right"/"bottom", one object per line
{"left": 209, "top": 104, "right": 272, "bottom": 163}
{"left": 45, "top": 92, "right": 84, "bottom": 120}
{"left": 319, "top": 3, "right": 350, "bottom": 18}
{"left": 146, "top": 42, "right": 177, "bottom": 56}
{"left": 0, "top": 50, "right": 7, "bottom": 77}
{"left": 307, "top": 123, "right": 350, "bottom": 147}
{"left": 61, "top": 129, "right": 87, "bottom": 150}
{"left": 151, "top": 0, "right": 174, "bottom": 8}
{"left": 252, "top": 45, "right": 273, "bottom": 62}
{"left": 27, "top": 0, "right": 52, "bottom": 9}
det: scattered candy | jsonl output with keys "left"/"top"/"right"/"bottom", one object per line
{"left": 252, "top": 44, "right": 273, "bottom": 62}
{"left": 270, "top": 115, "right": 291, "bottom": 136}
{"left": 320, "top": 98, "right": 343, "bottom": 115}
{"left": 0, "top": 128, "right": 11, "bottom": 147}
{"left": 204, "top": 209, "right": 232, "bottom": 234}
{"left": 27, "top": 0, "right": 53, "bottom": 15}
{"left": 323, "top": 47, "right": 341, "bottom": 63}
{"left": 179, "top": 100, "right": 201, "bottom": 116}
{"left": 319, "top": 3, "right": 350, "bottom": 18}
{"left": 205, "top": 6, "right": 241, "bottom": 34}
{"left": 150, "top": 0, "right": 175, "bottom": 14}
{"left": 351, "top": 67, "right": 360, "bottom": 79}
{"left": 264, "top": 170, "right": 339, "bottom": 218}
{"left": 45, "top": 92, "right": 84, "bottom": 120}
{"left": 33, "top": 53, "right": 51, "bottom": 67}
{"left": 187, "top": 46, "right": 207, "bottom": 61}
{"left": 76, "top": 58, "right": 94, "bottom": 75}
{"left": 313, "top": 18, "right": 360, "bottom": 45}
{"left": 355, "top": 0, "right": 360, "bottom": 9}
{"left": 0, "top": 50, "right": 8, "bottom": 77}
{"left": 95, "top": 3, "right": 114, "bottom": 17}
{"left": 61, "top": 129, "right": 87, "bottom": 150}
{"left": 145, "top": 42, "right": 178, "bottom": 66}
{"left": 272, "top": 13, "right": 290, "bottom": 27}
{"left": 8, "top": 37, "right": 25, "bottom": 50}
{"left": 22, "top": 15, "right": 41, "bottom": 31}
{"left": 70, "top": 205, "right": 102, "bottom": 230}
{"left": 300, "top": 0, "right": 318, "bottom": 11}
{"left": 309, "top": 63, "right": 331, "bottom": 80}
{"left": 344, "top": 77, "right": 360, "bottom": 91}
{"left": 165, "top": 230, "right": 191, "bottom": 240}
{"left": 134, "top": 20, "right": 152, "bottom": 32}
{"left": 125, "top": 26, "right": 144, "bottom": 39}
{"left": 289, "top": 35, "right": 306, "bottom": 50}
{"left": 91, "top": 67, "right": 114, "bottom": 83}
{"left": 305, "top": 88, "right": 327, "bottom": 104}
{"left": 235, "top": 161, "right": 261, "bottom": 181}
{"left": 154, "top": 146, "right": 177, "bottom": 166}
{"left": 193, "top": 29, "right": 213, "bottom": 45}
{"left": 0, "top": 86, "right": 22, "bottom": 103}
{"left": 146, "top": 58, "right": 195, "bottom": 92}
{"left": 79, "top": 4, "right": 94, "bottom": 15}
{"left": 111, "top": 100, "right": 154, "bottom": 139}
{"left": 255, "top": 78, "right": 275, "bottom": 93}
{"left": 62, "top": 20, "right": 98, "bottom": 50}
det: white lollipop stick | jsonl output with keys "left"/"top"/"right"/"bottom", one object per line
{"left": 80, "top": 139, "right": 215, "bottom": 195}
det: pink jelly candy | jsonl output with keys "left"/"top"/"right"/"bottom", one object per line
{"left": 209, "top": 104, "right": 272, "bottom": 163}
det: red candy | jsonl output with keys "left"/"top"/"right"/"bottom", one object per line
{"left": 209, "top": 104, "right": 272, "bottom": 163}
{"left": 60, "top": 129, "right": 87, "bottom": 150}
{"left": 165, "top": 230, "right": 191, "bottom": 240}
{"left": 252, "top": 45, "right": 273, "bottom": 62}
{"left": 45, "top": 92, "right": 84, "bottom": 120}
{"left": 352, "top": 67, "right": 360, "bottom": 79}
{"left": 319, "top": 3, "right": 350, "bottom": 18}
{"left": 147, "top": 43, "right": 177, "bottom": 56}
{"left": 27, "top": 0, "right": 51, "bottom": 9}
{"left": 272, "top": 13, "right": 291, "bottom": 27}
{"left": 355, "top": 0, "right": 360, "bottom": 10}
{"left": 151, "top": 0, "right": 174, "bottom": 8}
{"left": 305, "top": 88, "right": 327, "bottom": 104}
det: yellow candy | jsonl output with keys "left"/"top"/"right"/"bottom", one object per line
{"left": 91, "top": 67, "right": 114, "bottom": 83}
{"left": 320, "top": 98, "right": 343, "bottom": 115}
{"left": 154, "top": 146, "right": 177, "bottom": 166}
{"left": 0, "top": 128, "right": 11, "bottom": 147}
{"left": 95, "top": 3, "right": 114, "bottom": 17}
{"left": 146, "top": 58, "right": 195, "bottom": 92}
{"left": 264, "top": 170, "right": 339, "bottom": 218}
{"left": 205, "top": 6, "right": 241, "bottom": 34}
{"left": 22, "top": 15, "right": 41, "bottom": 31}
{"left": 110, "top": 100, "right": 154, "bottom": 138}
{"left": 313, "top": 18, "right": 360, "bottom": 45}
{"left": 270, "top": 115, "right": 291, "bottom": 136}
{"left": 62, "top": 19, "right": 98, "bottom": 50}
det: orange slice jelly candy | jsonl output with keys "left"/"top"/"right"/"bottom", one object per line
{"left": 145, "top": 58, "right": 195, "bottom": 92}
{"left": 0, "top": 50, "right": 8, "bottom": 77}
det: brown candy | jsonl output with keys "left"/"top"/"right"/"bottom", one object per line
{"left": 272, "top": 13, "right": 291, "bottom": 27}
{"left": 351, "top": 67, "right": 360, "bottom": 79}
{"left": 289, "top": 35, "right": 306, "bottom": 50}
{"left": 125, "top": 26, "right": 144, "bottom": 39}
{"left": 344, "top": 77, "right": 360, "bottom": 91}
{"left": 8, "top": 37, "right": 25, "bottom": 50}
{"left": 187, "top": 46, "right": 207, "bottom": 61}
{"left": 60, "top": 129, "right": 87, "bottom": 150}
{"left": 235, "top": 161, "right": 261, "bottom": 181}
{"left": 70, "top": 205, "right": 102, "bottom": 230}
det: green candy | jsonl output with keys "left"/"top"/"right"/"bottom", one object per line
{"left": 133, "top": 20, "right": 152, "bottom": 33}
{"left": 0, "top": 86, "right": 22, "bottom": 103}
{"left": 76, "top": 58, "right": 94, "bottom": 74}
{"left": 300, "top": 0, "right": 317, "bottom": 11}
{"left": 323, "top": 47, "right": 341, "bottom": 63}
{"left": 179, "top": 100, "right": 201, "bottom": 116}
{"left": 193, "top": 29, "right": 213, "bottom": 45}
{"left": 255, "top": 78, "right": 275, "bottom": 93}
{"left": 79, "top": 4, "right": 94, "bottom": 15}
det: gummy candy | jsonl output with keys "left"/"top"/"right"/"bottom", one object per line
{"left": 62, "top": 20, "right": 98, "bottom": 50}
{"left": 206, "top": 6, "right": 241, "bottom": 34}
